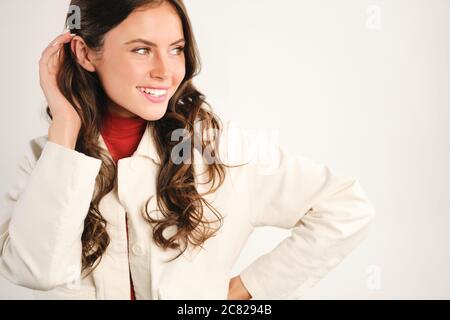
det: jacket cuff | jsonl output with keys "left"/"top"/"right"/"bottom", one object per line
{"left": 38, "top": 141, "right": 103, "bottom": 193}
{"left": 239, "top": 263, "right": 267, "bottom": 300}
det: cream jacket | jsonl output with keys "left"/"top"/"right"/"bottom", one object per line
{"left": 0, "top": 120, "right": 375, "bottom": 300}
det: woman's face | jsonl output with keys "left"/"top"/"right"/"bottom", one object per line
{"left": 90, "top": 3, "right": 186, "bottom": 120}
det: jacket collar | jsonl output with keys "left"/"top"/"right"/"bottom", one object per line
{"left": 98, "top": 122, "right": 161, "bottom": 164}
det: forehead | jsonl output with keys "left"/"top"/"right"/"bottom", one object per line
{"left": 107, "top": 3, "right": 184, "bottom": 45}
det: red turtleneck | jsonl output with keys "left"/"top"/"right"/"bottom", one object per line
{"left": 100, "top": 109, "right": 147, "bottom": 300}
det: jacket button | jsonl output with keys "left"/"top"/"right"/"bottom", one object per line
{"left": 132, "top": 244, "right": 145, "bottom": 256}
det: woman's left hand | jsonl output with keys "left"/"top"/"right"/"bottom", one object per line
{"left": 227, "top": 275, "right": 252, "bottom": 300}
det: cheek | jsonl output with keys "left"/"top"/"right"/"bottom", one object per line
{"left": 173, "top": 58, "right": 186, "bottom": 85}
{"left": 112, "top": 61, "right": 142, "bottom": 86}
{"left": 98, "top": 59, "right": 145, "bottom": 96}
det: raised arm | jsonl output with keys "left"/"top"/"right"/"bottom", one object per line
{"left": 0, "top": 138, "right": 101, "bottom": 290}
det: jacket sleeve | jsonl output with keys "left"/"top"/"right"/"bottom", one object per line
{"left": 234, "top": 125, "right": 376, "bottom": 300}
{"left": 0, "top": 138, "right": 102, "bottom": 291}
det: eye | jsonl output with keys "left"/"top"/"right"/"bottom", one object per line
{"left": 133, "top": 46, "right": 185, "bottom": 56}
{"left": 133, "top": 48, "right": 150, "bottom": 56}
{"left": 172, "top": 46, "right": 185, "bottom": 55}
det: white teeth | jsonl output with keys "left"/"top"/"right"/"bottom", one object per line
{"left": 139, "top": 87, "right": 167, "bottom": 96}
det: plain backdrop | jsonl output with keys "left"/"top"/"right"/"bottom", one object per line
{"left": 0, "top": 0, "right": 449, "bottom": 299}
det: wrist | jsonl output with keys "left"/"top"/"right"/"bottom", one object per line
{"left": 48, "top": 120, "right": 80, "bottom": 150}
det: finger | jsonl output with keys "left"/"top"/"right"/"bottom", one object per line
{"left": 40, "top": 42, "right": 64, "bottom": 68}
{"left": 47, "top": 33, "right": 76, "bottom": 54}
{"left": 43, "top": 44, "right": 66, "bottom": 74}
{"left": 41, "top": 32, "right": 74, "bottom": 59}
{"left": 40, "top": 34, "right": 74, "bottom": 65}
{"left": 49, "top": 45, "right": 66, "bottom": 72}
{"left": 47, "top": 31, "right": 74, "bottom": 49}
{"left": 52, "top": 49, "right": 61, "bottom": 69}
{"left": 55, "top": 45, "right": 66, "bottom": 68}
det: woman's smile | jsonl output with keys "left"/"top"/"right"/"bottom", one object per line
{"left": 138, "top": 86, "right": 169, "bottom": 103}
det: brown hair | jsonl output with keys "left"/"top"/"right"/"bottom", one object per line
{"left": 47, "top": 0, "right": 241, "bottom": 277}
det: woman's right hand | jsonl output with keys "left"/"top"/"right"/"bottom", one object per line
{"left": 39, "top": 31, "right": 81, "bottom": 125}
{"left": 39, "top": 31, "right": 82, "bottom": 149}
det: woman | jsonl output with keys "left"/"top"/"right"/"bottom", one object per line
{"left": 0, "top": 0, "right": 375, "bottom": 300}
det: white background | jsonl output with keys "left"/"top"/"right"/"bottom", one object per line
{"left": 0, "top": 0, "right": 449, "bottom": 299}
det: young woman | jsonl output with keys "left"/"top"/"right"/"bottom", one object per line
{"left": 0, "top": 0, "right": 375, "bottom": 300}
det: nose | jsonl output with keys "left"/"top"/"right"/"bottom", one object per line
{"left": 150, "top": 52, "right": 170, "bottom": 80}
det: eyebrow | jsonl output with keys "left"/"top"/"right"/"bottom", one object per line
{"left": 124, "top": 38, "right": 186, "bottom": 46}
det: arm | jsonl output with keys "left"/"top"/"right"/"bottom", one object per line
{"left": 0, "top": 138, "right": 101, "bottom": 291}
{"left": 234, "top": 128, "right": 376, "bottom": 299}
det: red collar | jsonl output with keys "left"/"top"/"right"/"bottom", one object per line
{"left": 100, "top": 110, "right": 147, "bottom": 162}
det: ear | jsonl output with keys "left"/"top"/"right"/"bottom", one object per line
{"left": 70, "top": 36, "right": 97, "bottom": 72}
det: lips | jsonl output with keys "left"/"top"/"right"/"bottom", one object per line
{"left": 136, "top": 86, "right": 170, "bottom": 90}
{"left": 138, "top": 88, "right": 168, "bottom": 103}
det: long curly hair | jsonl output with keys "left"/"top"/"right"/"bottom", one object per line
{"left": 46, "top": 0, "right": 241, "bottom": 277}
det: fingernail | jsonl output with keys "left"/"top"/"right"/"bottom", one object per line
{"left": 52, "top": 41, "right": 59, "bottom": 46}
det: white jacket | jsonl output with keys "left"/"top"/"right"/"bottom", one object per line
{"left": 0, "top": 120, "right": 375, "bottom": 300}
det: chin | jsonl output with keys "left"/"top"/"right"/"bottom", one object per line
{"left": 138, "top": 104, "right": 169, "bottom": 121}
